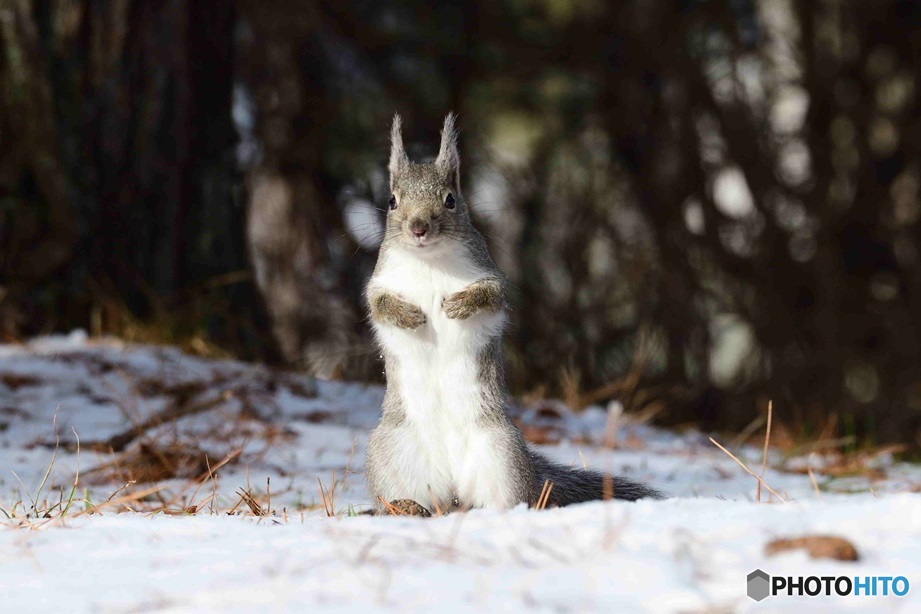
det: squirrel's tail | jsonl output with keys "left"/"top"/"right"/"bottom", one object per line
{"left": 529, "top": 450, "right": 665, "bottom": 505}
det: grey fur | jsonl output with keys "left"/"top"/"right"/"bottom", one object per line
{"left": 365, "top": 113, "right": 664, "bottom": 514}
{"left": 389, "top": 114, "right": 409, "bottom": 176}
{"left": 529, "top": 453, "right": 664, "bottom": 504}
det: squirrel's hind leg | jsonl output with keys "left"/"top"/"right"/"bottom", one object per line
{"left": 366, "top": 424, "right": 455, "bottom": 514}
{"left": 453, "top": 425, "right": 533, "bottom": 510}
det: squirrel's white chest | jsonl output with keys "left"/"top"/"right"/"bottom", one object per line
{"left": 369, "top": 247, "right": 504, "bottom": 424}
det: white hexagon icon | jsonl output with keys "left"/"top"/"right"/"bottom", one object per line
{"left": 747, "top": 569, "right": 771, "bottom": 601}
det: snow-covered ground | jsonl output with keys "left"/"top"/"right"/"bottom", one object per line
{"left": 1, "top": 334, "right": 919, "bottom": 612}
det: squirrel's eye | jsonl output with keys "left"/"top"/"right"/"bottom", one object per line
{"left": 445, "top": 193, "right": 456, "bottom": 210}
{"left": 388, "top": 195, "right": 397, "bottom": 210}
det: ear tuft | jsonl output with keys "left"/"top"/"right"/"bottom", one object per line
{"left": 435, "top": 112, "right": 460, "bottom": 188}
{"left": 389, "top": 113, "right": 409, "bottom": 176}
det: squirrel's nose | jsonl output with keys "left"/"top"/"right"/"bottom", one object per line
{"left": 410, "top": 220, "right": 430, "bottom": 238}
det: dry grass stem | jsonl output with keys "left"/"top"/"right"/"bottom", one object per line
{"left": 709, "top": 437, "right": 787, "bottom": 503}
{"left": 535, "top": 479, "right": 554, "bottom": 510}
{"left": 379, "top": 497, "right": 407, "bottom": 516}
{"left": 427, "top": 488, "right": 445, "bottom": 517}
{"left": 266, "top": 477, "right": 272, "bottom": 517}
{"left": 318, "top": 475, "right": 337, "bottom": 517}
{"left": 602, "top": 473, "right": 614, "bottom": 501}
{"left": 807, "top": 453, "right": 823, "bottom": 500}
{"left": 235, "top": 488, "right": 268, "bottom": 516}
{"left": 757, "top": 400, "right": 773, "bottom": 502}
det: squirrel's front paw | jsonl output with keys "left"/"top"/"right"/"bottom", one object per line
{"left": 394, "top": 304, "right": 427, "bottom": 329}
{"left": 442, "top": 290, "right": 475, "bottom": 319}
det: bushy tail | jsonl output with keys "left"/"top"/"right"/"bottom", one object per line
{"left": 529, "top": 450, "right": 665, "bottom": 505}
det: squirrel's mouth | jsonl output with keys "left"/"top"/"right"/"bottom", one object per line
{"left": 408, "top": 234, "right": 439, "bottom": 248}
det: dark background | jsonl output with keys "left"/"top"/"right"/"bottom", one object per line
{"left": 3, "top": 0, "right": 921, "bottom": 448}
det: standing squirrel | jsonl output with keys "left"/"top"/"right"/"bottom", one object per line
{"left": 365, "top": 113, "right": 663, "bottom": 514}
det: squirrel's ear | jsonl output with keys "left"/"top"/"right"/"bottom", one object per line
{"left": 389, "top": 114, "right": 409, "bottom": 177}
{"left": 435, "top": 112, "right": 460, "bottom": 189}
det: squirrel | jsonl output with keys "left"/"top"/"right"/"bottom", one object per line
{"left": 364, "top": 113, "right": 663, "bottom": 515}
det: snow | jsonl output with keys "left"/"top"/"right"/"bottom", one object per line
{"left": 1, "top": 335, "right": 919, "bottom": 612}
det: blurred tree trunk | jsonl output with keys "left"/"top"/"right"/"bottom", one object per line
{"left": 0, "top": 0, "right": 77, "bottom": 334}
{"left": 0, "top": 0, "right": 273, "bottom": 357}
{"left": 237, "top": 3, "right": 357, "bottom": 377}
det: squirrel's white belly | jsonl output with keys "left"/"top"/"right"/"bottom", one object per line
{"left": 370, "top": 248, "right": 507, "bottom": 504}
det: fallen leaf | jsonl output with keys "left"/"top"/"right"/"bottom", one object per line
{"left": 765, "top": 535, "right": 859, "bottom": 561}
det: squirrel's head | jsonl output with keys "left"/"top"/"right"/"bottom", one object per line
{"left": 387, "top": 113, "right": 470, "bottom": 252}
